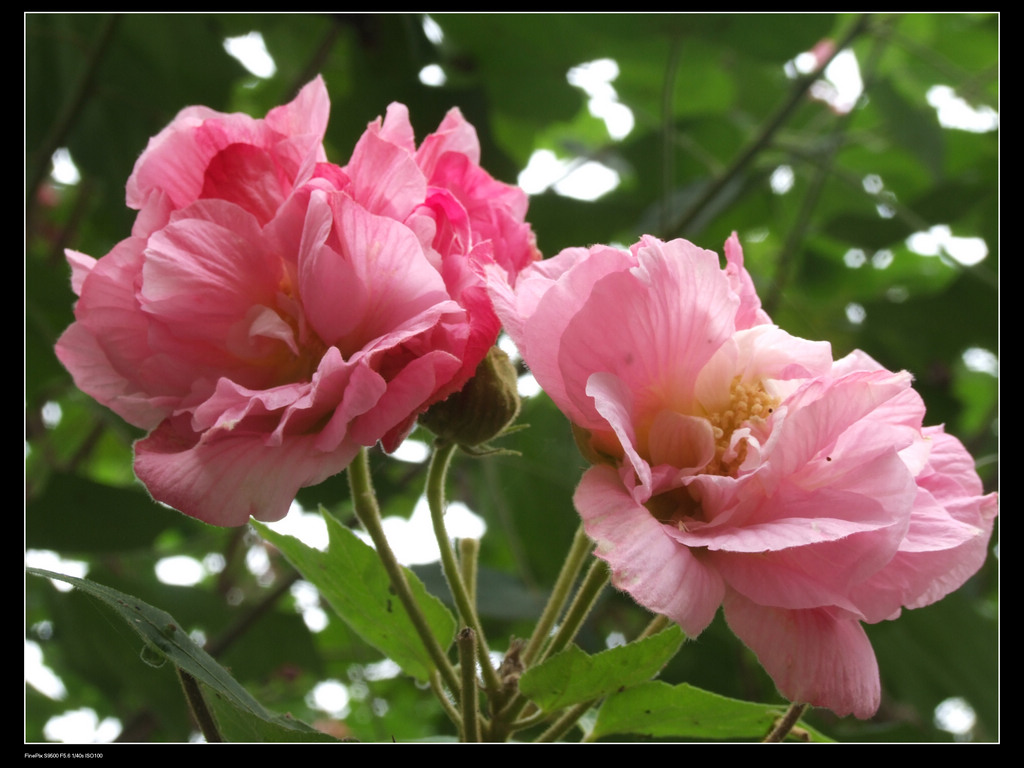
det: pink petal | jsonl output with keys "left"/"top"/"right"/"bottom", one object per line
{"left": 559, "top": 237, "right": 739, "bottom": 428}
{"left": 723, "top": 231, "right": 772, "bottom": 329}
{"left": 299, "top": 192, "right": 455, "bottom": 355}
{"left": 343, "top": 121, "right": 427, "bottom": 221}
{"left": 491, "top": 244, "right": 633, "bottom": 424}
{"left": 575, "top": 465, "right": 725, "bottom": 637}
{"left": 415, "top": 106, "right": 481, "bottom": 175}
{"left": 55, "top": 240, "right": 179, "bottom": 429}
{"left": 134, "top": 413, "right": 357, "bottom": 526}
{"left": 723, "top": 592, "right": 881, "bottom": 719}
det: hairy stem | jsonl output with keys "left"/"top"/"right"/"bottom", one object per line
{"left": 425, "top": 441, "right": 504, "bottom": 703}
{"left": 458, "top": 628, "right": 481, "bottom": 742}
{"left": 522, "top": 523, "right": 594, "bottom": 667}
{"left": 347, "top": 447, "right": 460, "bottom": 695}
{"left": 537, "top": 557, "right": 610, "bottom": 663}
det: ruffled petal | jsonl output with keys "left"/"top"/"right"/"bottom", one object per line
{"left": 724, "top": 592, "right": 881, "bottom": 719}
{"left": 576, "top": 465, "right": 725, "bottom": 637}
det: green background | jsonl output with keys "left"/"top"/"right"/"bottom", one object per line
{"left": 26, "top": 13, "right": 997, "bottom": 743}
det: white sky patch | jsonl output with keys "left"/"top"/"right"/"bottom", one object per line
{"left": 845, "top": 302, "right": 866, "bottom": 325}
{"left": 553, "top": 160, "right": 621, "bottom": 201}
{"left": 928, "top": 85, "right": 998, "bottom": 133}
{"left": 155, "top": 555, "right": 205, "bottom": 587}
{"left": 363, "top": 658, "right": 402, "bottom": 681}
{"left": 422, "top": 14, "right": 444, "bottom": 45}
{"left": 518, "top": 149, "right": 620, "bottom": 201}
{"left": 770, "top": 165, "right": 794, "bottom": 194}
{"left": 792, "top": 47, "right": 863, "bottom": 114}
{"left": 517, "top": 373, "right": 542, "bottom": 398}
{"left": 309, "top": 679, "right": 351, "bottom": 718}
{"left": 517, "top": 58, "right": 631, "bottom": 201}
{"left": 567, "top": 58, "right": 634, "bottom": 141}
{"left": 42, "top": 400, "right": 62, "bottom": 428}
{"left": 355, "top": 496, "right": 486, "bottom": 566}
{"left": 862, "top": 174, "right": 884, "bottom": 194}
{"left": 50, "top": 148, "right": 80, "bottom": 185}
{"left": 499, "top": 333, "right": 542, "bottom": 397}
{"left": 418, "top": 63, "right": 446, "bottom": 87}
{"left": 871, "top": 249, "right": 894, "bottom": 269}
{"left": 498, "top": 333, "right": 520, "bottom": 363}
{"left": 962, "top": 347, "right": 998, "bottom": 376}
{"left": 392, "top": 438, "right": 431, "bottom": 464}
{"left": 605, "top": 631, "right": 627, "bottom": 649}
{"left": 26, "top": 640, "right": 67, "bottom": 700}
{"left": 224, "top": 32, "right": 276, "bottom": 79}
{"left": 43, "top": 708, "right": 121, "bottom": 744}
{"left": 934, "top": 696, "right": 976, "bottom": 740}
{"left": 26, "top": 550, "right": 88, "bottom": 592}
{"left": 292, "top": 580, "right": 328, "bottom": 632}
{"left": 906, "top": 224, "right": 988, "bottom": 267}
{"left": 843, "top": 248, "right": 867, "bottom": 268}
{"left": 264, "top": 500, "right": 329, "bottom": 551}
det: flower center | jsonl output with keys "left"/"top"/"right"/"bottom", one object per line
{"left": 644, "top": 376, "right": 779, "bottom": 530}
{"left": 702, "top": 376, "right": 778, "bottom": 477}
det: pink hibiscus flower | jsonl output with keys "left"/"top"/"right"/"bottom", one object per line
{"left": 56, "top": 79, "right": 538, "bottom": 526}
{"left": 488, "top": 233, "right": 997, "bottom": 718}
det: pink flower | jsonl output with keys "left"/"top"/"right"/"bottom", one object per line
{"left": 56, "top": 80, "right": 539, "bottom": 526}
{"left": 489, "top": 234, "right": 997, "bottom": 718}
{"left": 342, "top": 102, "right": 540, "bottom": 397}
{"left": 126, "top": 76, "right": 332, "bottom": 234}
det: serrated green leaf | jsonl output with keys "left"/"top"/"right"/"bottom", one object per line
{"left": 252, "top": 510, "right": 456, "bottom": 682}
{"left": 27, "top": 567, "right": 329, "bottom": 740}
{"left": 520, "top": 625, "right": 685, "bottom": 712}
{"left": 591, "top": 680, "right": 832, "bottom": 742}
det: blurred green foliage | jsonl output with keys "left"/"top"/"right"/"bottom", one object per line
{"left": 26, "top": 13, "right": 997, "bottom": 743}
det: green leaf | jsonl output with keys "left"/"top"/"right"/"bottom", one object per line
{"left": 196, "top": 678, "right": 342, "bottom": 743}
{"left": 591, "top": 680, "right": 833, "bottom": 742}
{"left": 520, "top": 625, "right": 685, "bottom": 712}
{"left": 252, "top": 510, "right": 456, "bottom": 682}
{"left": 27, "top": 567, "right": 333, "bottom": 741}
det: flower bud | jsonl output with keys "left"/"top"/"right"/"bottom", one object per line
{"left": 420, "top": 346, "right": 521, "bottom": 447}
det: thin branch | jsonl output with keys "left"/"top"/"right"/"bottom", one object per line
{"left": 763, "top": 702, "right": 809, "bottom": 743}
{"left": 663, "top": 14, "right": 873, "bottom": 241}
{"left": 177, "top": 669, "right": 223, "bottom": 743}
{"left": 27, "top": 14, "right": 121, "bottom": 230}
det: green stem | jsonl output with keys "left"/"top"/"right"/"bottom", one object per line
{"left": 637, "top": 613, "right": 672, "bottom": 641}
{"left": 429, "top": 669, "right": 463, "bottom": 731}
{"left": 459, "top": 538, "right": 480, "bottom": 609}
{"left": 522, "top": 523, "right": 594, "bottom": 667}
{"left": 458, "top": 628, "right": 481, "bottom": 742}
{"left": 537, "top": 557, "right": 610, "bottom": 663}
{"left": 763, "top": 702, "right": 809, "bottom": 743}
{"left": 494, "top": 547, "right": 608, "bottom": 733}
{"left": 425, "top": 441, "right": 504, "bottom": 703}
{"left": 536, "top": 701, "right": 593, "bottom": 743}
{"left": 347, "top": 447, "right": 460, "bottom": 695}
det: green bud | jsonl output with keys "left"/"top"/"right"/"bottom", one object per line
{"left": 420, "top": 346, "right": 521, "bottom": 448}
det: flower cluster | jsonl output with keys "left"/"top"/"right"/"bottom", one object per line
{"left": 56, "top": 76, "right": 996, "bottom": 721}
{"left": 56, "top": 77, "right": 539, "bottom": 526}
{"left": 488, "top": 233, "right": 997, "bottom": 718}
